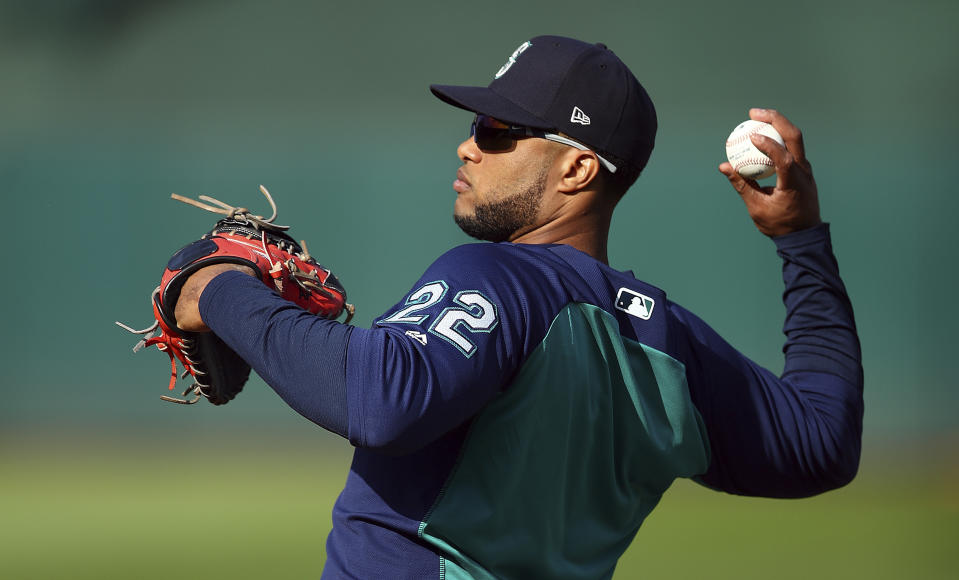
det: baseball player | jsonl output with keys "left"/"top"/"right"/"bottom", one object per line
{"left": 172, "top": 36, "right": 863, "bottom": 579}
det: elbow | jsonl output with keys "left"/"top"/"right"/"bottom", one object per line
{"left": 818, "top": 433, "right": 862, "bottom": 492}
{"left": 822, "top": 388, "right": 865, "bottom": 491}
{"left": 347, "top": 331, "right": 462, "bottom": 455}
{"left": 348, "top": 376, "right": 443, "bottom": 455}
{"left": 790, "top": 371, "right": 865, "bottom": 496}
{"left": 830, "top": 459, "right": 860, "bottom": 490}
{"left": 760, "top": 411, "right": 864, "bottom": 498}
{"left": 791, "top": 416, "right": 863, "bottom": 497}
{"left": 756, "top": 440, "right": 861, "bottom": 499}
{"left": 351, "top": 419, "right": 427, "bottom": 456}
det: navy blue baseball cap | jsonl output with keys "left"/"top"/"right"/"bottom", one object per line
{"left": 430, "top": 35, "right": 657, "bottom": 172}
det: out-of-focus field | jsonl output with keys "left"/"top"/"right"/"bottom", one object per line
{"left": 1, "top": 436, "right": 955, "bottom": 579}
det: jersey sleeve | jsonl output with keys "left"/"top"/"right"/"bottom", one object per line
{"left": 343, "top": 244, "right": 560, "bottom": 454}
{"left": 199, "top": 244, "right": 559, "bottom": 455}
{"left": 676, "top": 223, "right": 864, "bottom": 498}
{"left": 199, "top": 271, "right": 354, "bottom": 436}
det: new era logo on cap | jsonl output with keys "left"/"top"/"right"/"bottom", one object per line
{"left": 570, "top": 106, "right": 590, "bottom": 125}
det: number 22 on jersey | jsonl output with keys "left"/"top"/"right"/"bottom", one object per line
{"left": 380, "top": 281, "right": 498, "bottom": 358}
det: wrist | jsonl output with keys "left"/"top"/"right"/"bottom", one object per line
{"left": 772, "top": 222, "right": 831, "bottom": 250}
{"left": 175, "top": 264, "right": 256, "bottom": 332}
{"left": 763, "top": 216, "right": 822, "bottom": 238}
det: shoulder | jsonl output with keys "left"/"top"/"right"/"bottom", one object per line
{"left": 431, "top": 243, "right": 543, "bottom": 266}
{"left": 392, "top": 243, "right": 573, "bottom": 327}
{"left": 423, "top": 243, "right": 559, "bottom": 282}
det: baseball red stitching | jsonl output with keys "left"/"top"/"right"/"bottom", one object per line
{"left": 725, "top": 125, "right": 764, "bottom": 148}
{"left": 733, "top": 157, "right": 775, "bottom": 170}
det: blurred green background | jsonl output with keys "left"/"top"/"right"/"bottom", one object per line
{"left": 1, "top": 0, "right": 956, "bottom": 578}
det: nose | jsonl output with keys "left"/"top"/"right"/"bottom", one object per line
{"left": 457, "top": 137, "right": 482, "bottom": 164}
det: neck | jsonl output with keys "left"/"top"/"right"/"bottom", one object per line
{"left": 511, "top": 197, "right": 613, "bottom": 264}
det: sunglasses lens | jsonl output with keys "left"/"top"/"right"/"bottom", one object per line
{"left": 470, "top": 116, "right": 515, "bottom": 151}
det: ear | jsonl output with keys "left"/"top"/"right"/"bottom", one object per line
{"left": 555, "top": 149, "right": 601, "bottom": 194}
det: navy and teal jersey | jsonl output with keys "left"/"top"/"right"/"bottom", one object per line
{"left": 200, "top": 223, "right": 863, "bottom": 579}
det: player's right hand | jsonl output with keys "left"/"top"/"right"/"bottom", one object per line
{"left": 718, "top": 108, "right": 822, "bottom": 237}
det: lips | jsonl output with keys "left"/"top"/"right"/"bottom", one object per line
{"left": 453, "top": 168, "right": 471, "bottom": 193}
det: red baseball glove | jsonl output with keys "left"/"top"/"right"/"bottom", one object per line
{"left": 117, "top": 185, "right": 353, "bottom": 405}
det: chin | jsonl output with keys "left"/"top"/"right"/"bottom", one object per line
{"left": 453, "top": 196, "right": 473, "bottom": 218}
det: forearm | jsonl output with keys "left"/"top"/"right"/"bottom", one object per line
{"left": 199, "top": 270, "right": 352, "bottom": 436}
{"left": 777, "top": 223, "right": 862, "bottom": 384}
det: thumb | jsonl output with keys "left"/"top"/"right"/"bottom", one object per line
{"left": 719, "top": 161, "right": 761, "bottom": 200}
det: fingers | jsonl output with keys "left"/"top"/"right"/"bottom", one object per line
{"left": 749, "top": 132, "right": 792, "bottom": 172}
{"left": 720, "top": 109, "right": 822, "bottom": 237}
{"left": 718, "top": 161, "right": 761, "bottom": 201}
{"left": 749, "top": 108, "right": 806, "bottom": 163}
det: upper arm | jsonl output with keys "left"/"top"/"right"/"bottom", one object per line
{"left": 343, "top": 246, "right": 557, "bottom": 453}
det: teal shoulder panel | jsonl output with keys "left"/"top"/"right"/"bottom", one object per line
{"left": 419, "top": 303, "right": 710, "bottom": 579}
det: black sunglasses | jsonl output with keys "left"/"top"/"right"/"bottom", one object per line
{"left": 468, "top": 114, "right": 617, "bottom": 173}
{"left": 469, "top": 115, "right": 538, "bottom": 151}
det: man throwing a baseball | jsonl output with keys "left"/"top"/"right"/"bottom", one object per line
{"left": 172, "top": 35, "right": 863, "bottom": 579}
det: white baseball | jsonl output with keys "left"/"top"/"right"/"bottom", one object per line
{"left": 725, "top": 120, "right": 785, "bottom": 180}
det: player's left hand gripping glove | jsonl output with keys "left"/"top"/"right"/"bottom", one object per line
{"left": 117, "top": 186, "right": 354, "bottom": 405}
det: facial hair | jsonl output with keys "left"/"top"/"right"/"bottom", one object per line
{"left": 454, "top": 164, "right": 548, "bottom": 243}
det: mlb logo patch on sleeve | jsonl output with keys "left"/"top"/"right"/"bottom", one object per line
{"left": 615, "top": 288, "right": 655, "bottom": 320}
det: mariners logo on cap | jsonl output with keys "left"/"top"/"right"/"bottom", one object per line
{"left": 495, "top": 41, "right": 532, "bottom": 79}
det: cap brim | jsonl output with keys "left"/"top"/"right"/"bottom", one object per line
{"left": 430, "top": 84, "right": 552, "bottom": 130}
